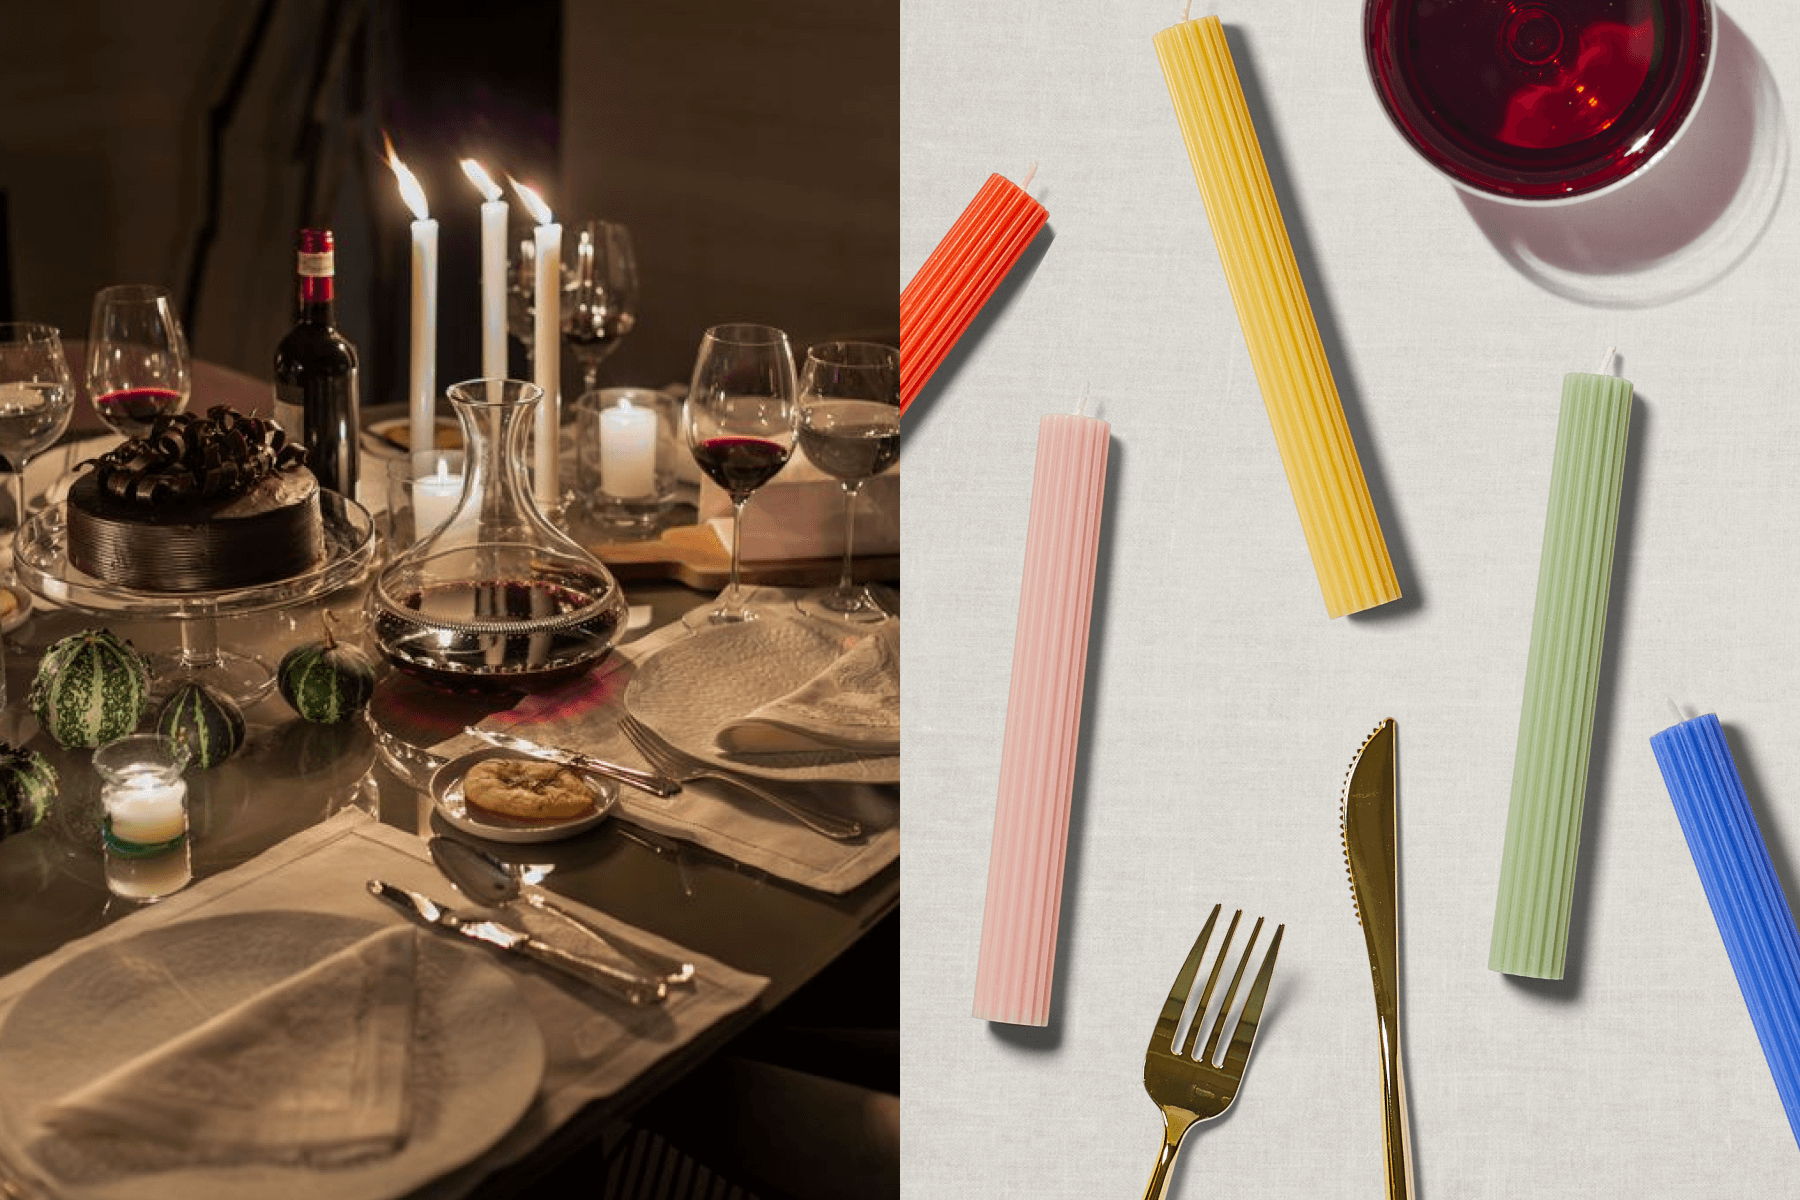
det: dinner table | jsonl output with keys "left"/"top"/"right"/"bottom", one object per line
{"left": 0, "top": 492, "right": 899, "bottom": 1200}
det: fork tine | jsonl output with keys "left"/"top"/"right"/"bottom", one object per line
{"left": 1179, "top": 909, "right": 1241, "bottom": 1058}
{"left": 1150, "top": 904, "right": 1220, "bottom": 1053}
{"left": 1201, "top": 916, "right": 1263, "bottom": 1064}
{"left": 1220, "top": 922, "right": 1284, "bottom": 1076}
{"left": 619, "top": 717, "right": 666, "bottom": 769}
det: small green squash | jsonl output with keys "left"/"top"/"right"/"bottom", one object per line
{"left": 278, "top": 616, "right": 375, "bottom": 724}
{"left": 0, "top": 744, "right": 57, "bottom": 841}
{"left": 29, "top": 629, "right": 151, "bottom": 748}
{"left": 156, "top": 682, "right": 246, "bottom": 769}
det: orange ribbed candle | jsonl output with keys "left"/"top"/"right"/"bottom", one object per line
{"left": 1155, "top": 16, "right": 1399, "bottom": 618}
{"left": 973, "top": 409, "right": 1110, "bottom": 1026}
{"left": 900, "top": 173, "right": 1047, "bottom": 414}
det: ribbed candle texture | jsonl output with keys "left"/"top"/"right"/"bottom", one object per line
{"left": 1489, "top": 371, "right": 1633, "bottom": 979}
{"left": 973, "top": 413, "right": 1110, "bottom": 1026}
{"left": 900, "top": 174, "right": 1047, "bottom": 414}
{"left": 1154, "top": 16, "right": 1398, "bottom": 618}
{"left": 1651, "top": 714, "right": 1800, "bottom": 1146}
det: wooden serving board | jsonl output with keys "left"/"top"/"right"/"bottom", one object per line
{"left": 585, "top": 522, "right": 899, "bottom": 592}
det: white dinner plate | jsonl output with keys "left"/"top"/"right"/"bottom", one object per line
{"left": 0, "top": 910, "right": 544, "bottom": 1200}
{"left": 624, "top": 615, "right": 900, "bottom": 785}
{"left": 431, "top": 748, "right": 619, "bottom": 843}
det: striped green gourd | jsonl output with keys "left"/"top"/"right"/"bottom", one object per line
{"left": 156, "top": 682, "right": 246, "bottom": 769}
{"left": 0, "top": 744, "right": 57, "bottom": 841}
{"left": 279, "top": 618, "right": 375, "bottom": 724}
{"left": 29, "top": 630, "right": 151, "bottom": 749}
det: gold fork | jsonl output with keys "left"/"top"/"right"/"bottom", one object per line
{"left": 1140, "top": 905, "right": 1284, "bottom": 1200}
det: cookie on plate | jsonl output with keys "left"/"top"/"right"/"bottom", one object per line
{"left": 463, "top": 758, "right": 594, "bottom": 821}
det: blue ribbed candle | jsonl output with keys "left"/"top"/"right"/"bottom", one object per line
{"left": 1650, "top": 713, "right": 1800, "bottom": 1146}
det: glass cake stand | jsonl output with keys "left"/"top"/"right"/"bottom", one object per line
{"left": 12, "top": 492, "right": 377, "bottom": 705}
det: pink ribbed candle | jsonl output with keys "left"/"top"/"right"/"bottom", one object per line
{"left": 973, "top": 410, "right": 1111, "bottom": 1026}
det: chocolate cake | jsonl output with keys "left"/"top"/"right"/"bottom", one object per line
{"left": 66, "top": 407, "right": 326, "bottom": 592}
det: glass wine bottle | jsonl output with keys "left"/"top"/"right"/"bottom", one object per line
{"left": 272, "top": 229, "right": 360, "bottom": 497}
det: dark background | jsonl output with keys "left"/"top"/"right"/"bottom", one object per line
{"left": 0, "top": 0, "right": 899, "bottom": 408}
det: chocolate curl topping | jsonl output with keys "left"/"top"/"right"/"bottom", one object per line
{"left": 82, "top": 406, "right": 310, "bottom": 507}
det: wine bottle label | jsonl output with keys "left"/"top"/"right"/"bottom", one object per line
{"left": 272, "top": 386, "right": 304, "bottom": 437}
{"left": 297, "top": 251, "right": 334, "bottom": 278}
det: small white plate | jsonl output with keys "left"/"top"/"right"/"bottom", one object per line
{"left": 429, "top": 748, "right": 618, "bottom": 844}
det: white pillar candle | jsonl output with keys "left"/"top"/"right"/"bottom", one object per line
{"left": 413, "top": 458, "right": 462, "bottom": 539}
{"left": 532, "top": 220, "right": 562, "bottom": 507}
{"left": 409, "top": 219, "right": 439, "bottom": 456}
{"left": 104, "top": 774, "right": 188, "bottom": 847}
{"left": 599, "top": 398, "right": 658, "bottom": 498}
{"left": 462, "top": 159, "right": 509, "bottom": 381}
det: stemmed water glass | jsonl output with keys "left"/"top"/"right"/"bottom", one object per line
{"left": 85, "top": 285, "right": 190, "bottom": 439}
{"left": 682, "top": 324, "right": 798, "bottom": 626}
{"left": 0, "top": 323, "right": 74, "bottom": 563}
{"left": 563, "top": 220, "right": 637, "bottom": 395}
{"left": 795, "top": 341, "right": 899, "bottom": 624}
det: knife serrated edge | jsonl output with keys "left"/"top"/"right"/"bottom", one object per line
{"left": 1339, "top": 720, "right": 1390, "bottom": 928}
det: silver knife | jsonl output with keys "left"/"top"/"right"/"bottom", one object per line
{"left": 368, "top": 879, "right": 669, "bottom": 1006}
{"left": 465, "top": 727, "right": 681, "bottom": 798}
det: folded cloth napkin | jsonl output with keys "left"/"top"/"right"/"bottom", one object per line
{"left": 38, "top": 926, "right": 418, "bottom": 1166}
{"left": 714, "top": 624, "right": 899, "bottom": 755}
{"left": 700, "top": 453, "right": 899, "bottom": 562}
{"left": 0, "top": 812, "right": 768, "bottom": 1200}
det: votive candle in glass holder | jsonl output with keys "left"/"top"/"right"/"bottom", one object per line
{"left": 576, "top": 388, "right": 677, "bottom": 535}
{"left": 94, "top": 733, "right": 192, "bottom": 902}
{"left": 385, "top": 450, "right": 467, "bottom": 546}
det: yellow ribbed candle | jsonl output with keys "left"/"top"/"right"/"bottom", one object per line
{"left": 1155, "top": 16, "right": 1399, "bottom": 619}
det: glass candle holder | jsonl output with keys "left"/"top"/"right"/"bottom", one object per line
{"left": 385, "top": 449, "right": 467, "bottom": 547}
{"left": 574, "top": 388, "right": 678, "bottom": 534}
{"left": 94, "top": 733, "right": 192, "bottom": 902}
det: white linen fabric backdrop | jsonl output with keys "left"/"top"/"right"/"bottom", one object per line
{"left": 901, "top": 0, "right": 1800, "bottom": 1195}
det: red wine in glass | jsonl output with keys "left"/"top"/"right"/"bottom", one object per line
{"left": 692, "top": 435, "right": 789, "bottom": 498}
{"left": 93, "top": 386, "right": 185, "bottom": 438}
{"left": 1365, "top": 0, "right": 1712, "bottom": 200}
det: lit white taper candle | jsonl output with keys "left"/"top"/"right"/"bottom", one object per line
{"left": 461, "top": 159, "right": 508, "bottom": 382}
{"left": 512, "top": 177, "right": 561, "bottom": 508}
{"left": 386, "top": 136, "right": 437, "bottom": 456}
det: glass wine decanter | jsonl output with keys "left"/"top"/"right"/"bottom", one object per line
{"left": 369, "top": 379, "right": 629, "bottom": 691}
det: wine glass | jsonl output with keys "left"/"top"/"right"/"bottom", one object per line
{"left": 0, "top": 323, "right": 74, "bottom": 560}
{"left": 683, "top": 324, "right": 798, "bottom": 626}
{"left": 795, "top": 341, "right": 899, "bottom": 624}
{"left": 85, "top": 284, "right": 190, "bottom": 438}
{"left": 562, "top": 220, "right": 638, "bottom": 395}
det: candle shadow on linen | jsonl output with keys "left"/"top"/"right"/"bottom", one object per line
{"left": 1224, "top": 27, "right": 1425, "bottom": 623}
{"left": 903, "top": 225, "right": 1055, "bottom": 434}
{"left": 1504, "top": 395, "right": 1650, "bottom": 1003}
{"left": 1717, "top": 724, "right": 1800, "bottom": 939}
{"left": 986, "top": 433, "right": 1121, "bottom": 1054}
{"left": 1457, "top": 12, "right": 1788, "bottom": 310}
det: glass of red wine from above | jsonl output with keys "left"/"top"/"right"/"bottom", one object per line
{"left": 795, "top": 341, "right": 899, "bottom": 625}
{"left": 85, "top": 284, "right": 191, "bottom": 438}
{"left": 1365, "top": 0, "right": 1714, "bottom": 203}
{"left": 562, "top": 220, "right": 638, "bottom": 395}
{"left": 683, "top": 323, "right": 799, "bottom": 627}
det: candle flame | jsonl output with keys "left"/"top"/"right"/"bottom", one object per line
{"left": 383, "top": 132, "right": 430, "bottom": 221}
{"left": 460, "top": 158, "right": 503, "bottom": 202}
{"left": 508, "top": 176, "right": 555, "bottom": 226}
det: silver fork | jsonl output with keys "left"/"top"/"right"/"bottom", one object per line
{"left": 1141, "top": 905, "right": 1284, "bottom": 1200}
{"left": 618, "top": 715, "right": 864, "bottom": 841}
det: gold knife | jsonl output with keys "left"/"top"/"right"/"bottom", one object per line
{"left": 1340, "top": 718, "right": 1414, "bottom": 1200}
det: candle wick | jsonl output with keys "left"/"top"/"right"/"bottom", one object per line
{"left": 1182, "top": 0, "right": 1192, "bottom": 18}
{"left": 1074, "top": 384, "right": 1089, "bottom": 417}
{"left": 1598, "top": 346, "right": 1616, "bottom": 376}
{"left": 1665, "top": 697, "right": 1687, "bottom": 725}
{"left": 1021, "top": 162, "right": 1038, "bottom": 191}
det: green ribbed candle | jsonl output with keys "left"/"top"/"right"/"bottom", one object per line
{"left": 1489, "top": 370, "right": 1633, "bottom": 979}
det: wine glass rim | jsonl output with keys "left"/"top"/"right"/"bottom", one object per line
{"left": 804, "top": 340, "right": 898, "bottom": 365}
{"left": 444, "top": 378, "right": 546, "bottom": 408}
{"left": 0, "top": 322, "right": 63, "bottom": 345}
{"left": 702, "top": 323, "right": 791, "bottom": 348}
{"left": 94, "top": 283, "right": 174, "bottom": 305}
